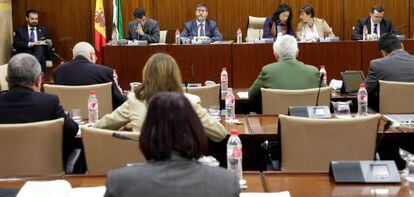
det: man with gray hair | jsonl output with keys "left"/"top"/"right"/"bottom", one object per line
{"left": 53, "top": 42, "right": 125, "bottom": 109}
{"left": 248, "top": 35, "right": 321, "bottom": 101}
{"left": 0, "top": 53, "right": 78, "bottom": 166}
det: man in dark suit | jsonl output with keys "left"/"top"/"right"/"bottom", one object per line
{"left": 13, "top": 9, "right": 52, "bottom": 73}
{"left": 365, "top": 33, "right": 414, "bottom": 112}
{"left": 181, "top": 3, "right": 223, "bottom": 42}
{"left": 0, "top": 53, "right": 78, "bottom": 165}
{"left": 53, "top": 42, "right": 126, "bottom": 110}
{"left": 127, "top": 8, "right": 160, "bottom": 43}
{"left": 352, "top": 6, "right": 400, "bottom": 40}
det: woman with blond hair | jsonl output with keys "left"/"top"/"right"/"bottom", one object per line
{"left": 95, "top": 53, "right": 226, "bottom": 142}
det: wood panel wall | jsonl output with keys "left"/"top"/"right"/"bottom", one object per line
{"left": 12, "top": 0, "right": 413, "bottom": 61}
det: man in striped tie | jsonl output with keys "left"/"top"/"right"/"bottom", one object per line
{"left": 13, "top": 9, "right": 52, "bottom": 73}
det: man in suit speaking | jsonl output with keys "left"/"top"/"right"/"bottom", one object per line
{"left": 181, "top": 3, "right": 223, "bottom": 42}
{"left": 352, "top": 6, "right": 400, "bottom": 40}
{"left": 13, "top": 9, "right": 52, "bottom": 73}
{"left": 127, "top": 8, "right": 160, "bottom": 43}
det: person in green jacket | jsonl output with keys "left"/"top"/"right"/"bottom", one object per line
{"left": 248, "top": 35, "right": 321, "bottom": 101}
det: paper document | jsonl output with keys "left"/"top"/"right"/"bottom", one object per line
{"left": 17, "top": 180, "right": 106, "bottom": 197}
{"left": 329, "top": 79, "right": 343, "bottom": 90}
{"left": 240, "top": 191, "right": 291, "bottom": 197}
{"left": 237, "top": 91, "right": 249, "bottom": 99}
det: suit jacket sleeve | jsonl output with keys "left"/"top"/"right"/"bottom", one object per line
{"left": 13, "top": 28, "right": 29, "bottom": 51}
{"left": 322, "top": 20, "right": 335, "bottom": 37}
{"left": 352, "top": 19, "right": 364, "bottom": 40}
{"left": 127, "top": 23, "right": 135, "bottom": 40}
{"left": 248, "top": 68, "right": 267, "bottom": 100}
{"left": 262, "top": 18, "right": 272, "bottom": 38}
{"left": 210, "top": 23, "right": 223, "bottom": 42}
{"left": 180, "top": 23, "right": 191, "bottom": 39}
{"left": 387, "top": 19, "right": 400, "bottom": 35}
{"left": 95, "top": 98, "right": 131, "bottom": 130}
{"left": 141, "top": 21, "right": 160, "bottom": 43}
{"left": 365, "top": 61, "right": 379, "bottom": 96}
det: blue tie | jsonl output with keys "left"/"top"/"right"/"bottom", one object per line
{"left": 29, "top": 28, "right": 35, "bottom": 42}
{"left": 373, "top": 24, "right": 378, "bottom": 34}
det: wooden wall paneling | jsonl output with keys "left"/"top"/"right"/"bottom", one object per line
{"left": 11, "top": 0, "right": 26, "bottom": 31}
{"left": 153, "top": 0, "right": 187, "bottom": 31}
{"left": 381, "top": 0, "right": 410, "bottom": 37}
{"left": 216, "top": 0, "right": 242, "bottom": 40}
{"left": 411, "top": 0, "right": 414, "bottom": 38}
{"left": 284, "top": 0, "right": 344, "bottom": 39}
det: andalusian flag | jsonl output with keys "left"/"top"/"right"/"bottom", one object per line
{"left": 94, "top": 0, "right": 106, "bottom": 64}
{"left": 112, "top": 0, "right": 123, "bottom": 40}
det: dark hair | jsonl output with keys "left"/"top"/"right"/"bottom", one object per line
{"left": 133, "top": 8, "right": 146, "bottom": 19}
{"left": 139, "top": 92, "right": 208, "bottom": 161}
{"left": 371, "top": 5, "right": 384, "bottom": 13}
{"left": 299, "top": 4, "right": 315, "bottom": 18}
{"left": 272, "top": 4, "right": 293, "bottom": 27}
{"left": 196, "top": 3, "right": 208, "bottom": 10}
{"left": 26, "top": 9, "right": 39, "bottom": 17}
{"left": 378, "top": 33, "right": 402, "bottom": 53}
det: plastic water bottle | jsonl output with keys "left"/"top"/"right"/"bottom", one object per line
{"left": 113, "top": 69, "right": 122, "bottom": 92}
{"left": 221, "top": 68, "right": 228, "bottom": 95}
{"left": 175, "top": 29, "right": 181, "bottom": 44}
{"left": 236, "top": 28, "right": 242, "bottom": 44}
{"left": 357, "top": 83, "right": 368, "bottom": 116}
{"left": 363, "top": 25, "right": 368, "bottom": 41}
{"left": 227, "top": 129, "right": 242, "bottom": 179}
{"left": 88, "top": 90, "right": 99, "bottom": 124}
{"left": 319, "top": 65, "right": 327, "bottom": 85}
{"left": 225, "top": 88, "right": 235, "bottom": 121}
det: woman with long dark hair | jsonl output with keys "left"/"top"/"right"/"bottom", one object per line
{"left": 263, "top": 3, "right": 295, "bottom": 38}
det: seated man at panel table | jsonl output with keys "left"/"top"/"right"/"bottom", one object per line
{"left": 351, "top": 6, "right": 400, "bottom": 40}
{"left": 181, "top": 3, "right": 223, "bottom": 42}
{"left": 365, "top": 33, "right": 414, "bottom": 112}
{"left": 13, "top": 9, "right": 53, "bottom": 73}
{"left": 248, "top": 35, "right": 321, "bottom": 101}
{"left": 127, "top": 8, "right": 160, "bottom": 43}
{"left": 53, "top": 42, "right": 126, "bottom": 110}
{"left": 0, "top": 54, "right": 78, "bottom": 166}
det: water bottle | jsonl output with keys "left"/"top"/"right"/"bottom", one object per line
{"left": 227, "top": 129, "right": 242, "bottom": 179}
{"left": 319, "top": 65, "right": 327, "bottom": 85}
{"left": 88, "top": 91, "right": 99, "bottom": 124}
{"left": 113, "top": 69, "right": 122, "bottom": 92}
{"left": 225, "top": 88, "right": 236, "bottom": 121}
{"left": 357, "top": 83, "right": 368, "bottom": 116}
{"left": 175, "top": 29, "right": 181, "bottom": 44}
{"left": 236, "top": 28, "right": 242, "bottom": 44}
{"left": 221, "top": 68, "right": 228, "bottom": 95}
{"left": 363, "top": 25, "right": 368, "bottom": 41}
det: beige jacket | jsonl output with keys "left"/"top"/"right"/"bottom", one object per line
{"left": 296, "top": 17, "right": 335, "bottom": 41}
{"left": 0, "top": 64, "right": 8, "bottom": 91}
{"left": 95, "top": 92, "right": 227, "bottom": 142}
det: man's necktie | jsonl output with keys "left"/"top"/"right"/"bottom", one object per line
{"left": 373, "top": 24, "right": 378, "bottom": 34}
{"left": 29, "top": 28, "right": 35, "bottom": 42}
{"left": 200, "top": 24, "right": 205, "bottom": 36}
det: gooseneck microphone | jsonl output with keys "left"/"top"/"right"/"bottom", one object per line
{"left": 189, "top": 62, "right": 195, "bottom": 81}
{"left": 184, "top": 80, "right": 189, "bottom": 93}
{"left": 375, "top": 120, "right": 393, "bottom": 160}
{"left": 315, "top": 73, "right": 324, "bottom": 107}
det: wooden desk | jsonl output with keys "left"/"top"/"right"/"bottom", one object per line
{"left": 263, "top": 172, "right": 410, "bottom": 196}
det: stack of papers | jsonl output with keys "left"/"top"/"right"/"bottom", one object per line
{"left": 17, "top": 180, "right": 105, "bottom": 197}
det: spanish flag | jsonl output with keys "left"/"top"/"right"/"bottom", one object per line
{"left": 94, "top": 0, "right": 106, "bottom": 64}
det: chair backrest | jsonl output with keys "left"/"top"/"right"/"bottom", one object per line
{"left": 279, "top": 114, "right": 381, "bottom": 172}
{"left": 81, "top": 126, "right": 146, "bottom": 175}
{"left": 246, "top": 16, "right": 266, "bottom": 40}
{"left": 187, "top": 84, "right": 220, "bottom": 108}
{"left": 0, "top": 64, "right": 8, "bottom": 91}
{"left": 0, "top": 118, "right": 64, "bottom": 177}
{"left": 261, "top": 87, "right": 332, "bottom": 115}
{"left": 159, "top": 30, "right": 167, "bottom": 43}
{"left": 43, "top": 82, "right": 113, "bottom": 118}
{"left": 379, "top": 80, "right": 414, "bottom": 113}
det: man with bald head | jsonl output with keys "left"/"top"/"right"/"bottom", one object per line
{"left": 53, "top": 42, "right": 125, "bottom": 109}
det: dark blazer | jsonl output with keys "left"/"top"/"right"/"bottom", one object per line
{"left": 104, "top": 154, "right": 240, "bottom": 197}
{"left": 53, "top": 56, "right": 126, "bottom": 110}
{"left": 262, "top": 17, "right": 295, "bottom": 39}
{"left": 13, "top": 25, "right": 51, "bottom": 72}
{"left": 365, "top": 50, "right": 414, "bottom": 112}
{"left": 0, "top": 86, "right": 79, "bottom": 164}
{"left": 351, "top": 17, "right": 400, "bottom": 40}
{"left": 127, "top": 18, "right": 160, "bottom": 43}
{"left": 181, "top": 19, "right": 223, "bottom": 42}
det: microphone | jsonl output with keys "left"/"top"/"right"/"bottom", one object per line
{"left": 112, "top": 132, "right": 138, "bottom": 142}
{"left": 375, "top": 120, "right": 392, "bottom": 160}
{"left": 184, "top": 80, "right": 189, "bottom": 93}
{"left": 189, "top": 62, "right": 195, "bottom": 81}
{"left": 315, "top": 73, "right": 324, "bottom": 107}
{"left": 322, "top": 18, "right": 326, "bottom": 39}
{"left": 397, "top": 24, "right": 407, "bottom": 30}
{"left": 51, "top": 48, "right": 67, "bottom": 63}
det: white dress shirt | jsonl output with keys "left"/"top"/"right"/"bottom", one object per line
{"left": 370, "top": 18, "right": 380, "bottom": 35}
{"left": 27, "top": 25, "right": 38, "bottom": 42}
{"left": 196, "top": 20, "right": 206, "bottom": 37}
{"left": 301, "top": 22, "right": 319, "bottom": 42}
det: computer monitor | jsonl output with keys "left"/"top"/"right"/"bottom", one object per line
{"left": 341, "top": 71, "right": 365, "bottom": 94}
